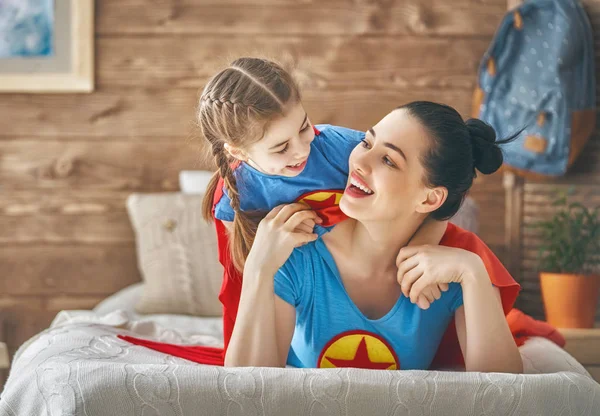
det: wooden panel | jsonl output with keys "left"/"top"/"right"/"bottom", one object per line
{"left": 0, "top": 88, "right": 472, "bottom": 138}
{"left": 0, "top": 190, "right": 131, "bottom": 214}
{"left": 0, "top": 141, "right": 204, "bottom": 190}
{"left": 97, "top": 0, "right": 506, "bottom": 37}
{"left": 0, "top": 244, "right": 140, "bottom": 295}
{"left": 587, "top": 366, "right": 600, "bottom": 382}
{"left": 0, "top": 190, "right": 141, "bottom": 243}
{"left": 1, "top": 296, "right": 107, "bottom": 357}
{"left": 97, "top": 36, "right": 489, "bottom": 89}
{"left": 0, "top": 213, "right": 133, "bottom": 244}
{"left": 469, "top": 171, "right": 506, "bottom": 248}
{"left": 560, "top": 328, "right": 600, "bottom": 365}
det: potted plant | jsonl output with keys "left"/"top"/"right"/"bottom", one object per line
{"left": 534, "top": 190, "right": 600, "bottom": 328}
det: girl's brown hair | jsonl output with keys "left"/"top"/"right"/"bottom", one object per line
{"left": 199, "top": 57, "right": 301, "bottom": 272}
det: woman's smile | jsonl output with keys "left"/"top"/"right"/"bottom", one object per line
{"left": 346, "top": 171, "right": 375, "bottom": 198}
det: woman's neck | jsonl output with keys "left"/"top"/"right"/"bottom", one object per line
{"left": 325, "top": 215, "right": 425, "bottom": 278}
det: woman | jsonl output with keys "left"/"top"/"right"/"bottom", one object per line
{"left": 225, "top": 101, "right": 524, "bottom": 373}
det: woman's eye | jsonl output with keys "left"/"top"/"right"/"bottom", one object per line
{"left": 361, "top": 139, "right": 371, "bottom": 149}
{"left": 383, "top": 156, "right": 396, "bottom": 168}
{"left": 301, "top": 123, "right": 310, "bottom": 132}
{"left": 277, "top": 144, "right": 289, "bottom": 154}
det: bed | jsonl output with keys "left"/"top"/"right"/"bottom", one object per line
{"left": 1, "top": 181, "right": 599, "bottom": 415}
{"left": 0, "top": 283, "right": 599, "bottom": 415}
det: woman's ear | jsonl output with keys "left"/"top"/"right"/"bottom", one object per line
{"left": 416, "top": 187, "right": 448, "bottom": 214}
{"left": 224, "top": 143, "right": 247, "bottom": 161}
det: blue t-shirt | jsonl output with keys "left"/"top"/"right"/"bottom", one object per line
{"left": 274, "top": 238, "right": 464, "bottom": 370}
{"left": 214, "top": 125, "right": 365, "bottom": 234}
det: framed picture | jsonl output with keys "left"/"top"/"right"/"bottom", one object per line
{"left": 0, "top": 0, "right": 94, "bottom": 93}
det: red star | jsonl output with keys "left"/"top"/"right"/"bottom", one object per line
{"left": 325, "top": 337, "right": 396, "bottom": 370}
{"left": 301, "top": 194, "right": 338, "bottom": 211}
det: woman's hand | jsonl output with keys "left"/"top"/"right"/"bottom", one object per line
{"left": 244, "top": 203, "right": 322, "bottom": 278}
{"left": 396, "top": 245, "right": 485, "bottom": 309}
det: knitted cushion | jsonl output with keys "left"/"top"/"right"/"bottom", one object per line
{"left": 126, "top": 193, "right": 223, "bottom": 316}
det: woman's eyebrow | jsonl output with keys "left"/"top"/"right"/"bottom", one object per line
{"left": 384, "top": 142, "right": 407, "bottom": 162}
{"left": 368, "top": 127, "right": 407, "bottom": 161}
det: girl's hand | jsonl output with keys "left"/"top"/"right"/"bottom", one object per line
{"left": 244, "top": 203, "right": 321, "bottom": 278}
{"left": 396, "top": 245, "right": 483, "bottom": 309}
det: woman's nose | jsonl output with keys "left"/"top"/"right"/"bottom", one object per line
{"left": 353, "top": 150, "right": 372, "bottom": 174}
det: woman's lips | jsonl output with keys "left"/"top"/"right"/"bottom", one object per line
{"left": 345, "top": 184, "right": 374, "bottom": 198}
{"left": 346, "top": 172, "right": 375, "bottom": 198}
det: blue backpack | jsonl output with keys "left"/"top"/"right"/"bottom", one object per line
{"left": 472, "top": 0, "right": 595, "bottom": 177}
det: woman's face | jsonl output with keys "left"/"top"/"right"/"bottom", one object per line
{"left": 340, "top": 108, "right": 443, "bottom": 222}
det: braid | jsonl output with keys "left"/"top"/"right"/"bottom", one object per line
{"left": 197, "top": 57, "right": 301, "bottom": 271}
{"left": 211, "top": 140, "right": 241, "bottom": 212}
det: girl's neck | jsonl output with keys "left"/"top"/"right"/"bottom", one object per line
{"left": 325, "top": 215, "right": 425, "bottom": 278}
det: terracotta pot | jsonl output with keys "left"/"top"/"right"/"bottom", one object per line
{"left": 539, "top": 272, "right": 600, "bottom": 328}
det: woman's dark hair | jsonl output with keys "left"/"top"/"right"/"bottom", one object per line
{"left": 399, "top": 101, "right": 519, "bottom": 221}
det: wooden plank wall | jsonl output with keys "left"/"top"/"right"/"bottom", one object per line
{"left": 516, "top": 0, "right": 600, "bottom": 322}
{"left": 0, "top": 0, "right": 508, "bottom": 357}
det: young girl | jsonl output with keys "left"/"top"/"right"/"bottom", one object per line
{"left": 197, "top": 57, "right": 448, "bottom": 352}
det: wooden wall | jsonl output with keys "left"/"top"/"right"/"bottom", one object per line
{"left": 514, "top": 1, "right": 600, "bottom": 322}
{"left": 0, "top": 0, "right": 509, "bottom": 358}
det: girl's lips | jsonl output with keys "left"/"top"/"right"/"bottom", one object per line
{"left": 286, "top": 159, "right": 307, "bottom": 172}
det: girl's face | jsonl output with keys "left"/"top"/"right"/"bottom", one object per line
{"left": 234, "top": 102, "right": 315, "bottom": 177}
{"left": 340, "top": 109, "right": 445, "bottom": 222}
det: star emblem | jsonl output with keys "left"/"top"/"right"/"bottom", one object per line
{"left": 325, "top": 337, "right": 396, "bottom": 370}
{"left": 318, "top": 330, "right": 400, "bottom": 370}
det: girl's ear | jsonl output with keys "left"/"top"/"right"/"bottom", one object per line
{"left": 415, "top": 186, "right": 447, "bottom": 214}
{"left": 224, "top": 143, "right": 247, "bottom": 161}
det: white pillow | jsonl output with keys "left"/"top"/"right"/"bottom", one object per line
{"left": 179, "top": 170, "right": 214, "bottom": 194}
{"left": 126, "top": 192, "right": 223, "bottom": 316}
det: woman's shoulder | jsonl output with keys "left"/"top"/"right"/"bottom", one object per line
{"left": 440, "top": 223, "right": 488, "bottom": 251}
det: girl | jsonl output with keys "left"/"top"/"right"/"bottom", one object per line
{"left": 226, "top": 102, "right": 523, "bottom": 372}
{"left": 197, "top": 57, "right": 448, "bottom": 352}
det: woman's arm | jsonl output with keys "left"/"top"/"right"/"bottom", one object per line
{"left": 225, "top": 276, "right": 296, "bottom": 367}
{"left": 455, "top": 260, "right": 523, "bottom": 373}
{"left": 397, "top": 245, "right": 523, "bottom": 373}
{"left": 224, "top": 204, "right": 319, "bottom": 367}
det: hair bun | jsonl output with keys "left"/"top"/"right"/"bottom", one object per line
{"left": 466, "top": 119, "right": 503, "bottom": 174}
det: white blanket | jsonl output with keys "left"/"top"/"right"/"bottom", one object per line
{"left": 1, "top": 310, "right": 599, "bottom": 416}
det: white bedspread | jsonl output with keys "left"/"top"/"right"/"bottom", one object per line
{"left": 1, "top": 310, "right": 599, "bottom": 416}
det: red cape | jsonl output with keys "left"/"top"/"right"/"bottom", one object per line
{"left": 119, "top": 211, "right": 565, "bottom": 368}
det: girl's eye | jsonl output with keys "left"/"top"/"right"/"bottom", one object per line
{"left": 277, "top": 144, "right": 289, "bottom": 154}
{"left": 361, "top": 139, "right": 371, "bottom": 149}
{"left": 301, "top": 123, "right": 310, "bottom": 132}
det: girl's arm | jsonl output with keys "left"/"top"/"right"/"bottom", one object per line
{"left": 399, "top": 219, "right": 448, "bottom": 309}
{"left": 224, "top": 204, "right": 319, "bottom": 367}
{"left": 454, "top": 260, "right": 523, "bottom": 373}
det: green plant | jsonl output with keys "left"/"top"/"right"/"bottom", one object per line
{"left": 533, "top": 190, "right": 600, "bottom": 274}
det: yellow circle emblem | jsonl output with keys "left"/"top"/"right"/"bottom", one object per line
{"left": 318, "top": 330, "right": 399, "bottom": 370}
